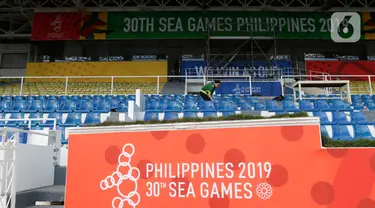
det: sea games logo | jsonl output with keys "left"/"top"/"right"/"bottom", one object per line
{"left": 100, "top": 143, "right": 274, "bottom": 207}
{"left": 48, "top": 14, "right": 64, "bottom": 38}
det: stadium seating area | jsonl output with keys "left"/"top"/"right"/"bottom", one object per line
{"left": 0, "top": 80, "right": 374, "bottom": 95}
{"left": 0, "top": 93, "right": 375, "bottom": 142}
{"left": 0, "top": 82, "right": 164, "bottom": 95}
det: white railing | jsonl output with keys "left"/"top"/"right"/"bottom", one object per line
{"left": 1, "top": 74, "right": 375, "bottom": 96}
{"left": 0, "top": 75, "right": 255, "bottom": 96}
{"left": 0, "top": 119, "right": 57, "bottom": 130}
{"left": 281, "top": 74, "right": 375, "bottom": 96}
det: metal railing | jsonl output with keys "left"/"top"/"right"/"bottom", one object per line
{"left": 281, "top": 74, "right": 375, "bottom": 96}
{"left": 0, "top": 119, "right": 57, "bottom": 130}
{"left": 0, "top": 74, "right": 374, "bottom": 96}
{"left": 0, "top": 75, "right": 265, "bottom": 96}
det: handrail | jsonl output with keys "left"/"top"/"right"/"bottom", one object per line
{"left": 0, "top": 74, "right": 374, "bottom": 96}
{"left": 0, "top": 118, "right": 57, "bottom": 131}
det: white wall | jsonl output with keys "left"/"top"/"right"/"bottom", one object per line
{"left": 15, "top": 144, "right": 55, "bottom": 192}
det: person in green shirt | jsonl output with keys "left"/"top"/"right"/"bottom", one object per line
{"left": 199, "top": 80, "right": 221, "bottom": 101}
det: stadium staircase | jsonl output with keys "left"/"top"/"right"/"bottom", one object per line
{"left": 15, "top": 166, "right": 66, "bottom": 208}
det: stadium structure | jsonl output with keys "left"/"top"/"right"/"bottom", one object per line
{"left": 0, "top": 0, "right": 374, "bottom": 208}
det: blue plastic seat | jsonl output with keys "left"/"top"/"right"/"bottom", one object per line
{"left": 42, "top": 113, "right": 63, "bottom": 127}
{"left": 147, "top": 101, "right": 162, "bottom": 111}
{"left": 313, "top": 112, "right": 331, "bottom": 125}
{"left": 265, "top": 100, "right": 283, "bottom": 112}
{"left": 0, "top": 100, "right": 12, "bottom": 112}
{"left": 183, "top": 102, "right": 198, "bottom": 111}
{"left": 93, "top": 100, "right": 111, "bottom": 113}
{"left": 332, "top": 100, "right": 352, "bottom": 111}
{"left": 350, "top": 111, "right": 374, "bottom": 125}
{"left": 109, "top": 99, "right": 118, "bottom": 109}
{"left": 116, "top": 103, "right": 128, "bottom": 112}
{"left": 240, "top": 103, "right": 252, "bottom": 111}
{"left": 128, "top": 95, "right": 136, "bottom": 100}
{"left": 332, "top": 125, "right": 353, "bottom": 140}
{"left": 76, "top": 100, "right": 93, "bottom": 113}
{"left": 183, "top": 112, "right": 198, "bottom": 119}
{"left": 6, "top": 100, "right": 26, "bottom": 113}
{"left": 6, "top": 113, "right": 25, "bottom": 127}
{"left": 28, "top": 113, "right": 43, "bottom": 126}
{"left": 164, "top": 112, "right": 179, "bottom": 121}
{"left": 82, "top": 95, "right": 92, "bottom": 100}
{"left": 218, "top": 102, "right": 237, "bottom": 112}
{"left": 222, "top": 111, "right": 236, "bottom": 117}
{"left": 203, "top": 111, "right": 217, "bottom": 118}
{"left": 282, "top": 100, "right": 300, "bottom": 112}
{"left": 200, "top": 102, "right": 216, "bottom": 112}
{"left": 83, "top": 113, "right": 101, "bottom": 125}
{"left": 354, "top": 125, "right": 373, "bottom": 139}
{"left": 299, "top": 100, "right": 314, "bottom": 111}
{"left": 254, "top": 102, "right": 265, "bottom": 111}
{"left": 93, "top": 95, "right": 103, "bottom": 100}
{"left": 58, "top": 100, "right": 76, "bottom": 113}
{"left": 144, "top": 112, "right": 159, "bottom": 121}
{"left": 44, "top": 100, "right": 59, "bottom": 112}
{"left": 314, "top": 100, "right": 331, "bottom": 111}
{"left": 332, "top": 112, "right": 351, "bottom": 125}
{"left": 164, "top": 101, "right": 182, "bottom": 112}
{"left": 352, "top": 101, "right": 364, "bottom": 110}
{"left": 25, "top": 100, "right": 44, "bottom": 113}
{"left": 60, "top": 113, "right": 82, "bottom": 127}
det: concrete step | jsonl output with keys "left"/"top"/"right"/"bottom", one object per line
{"left": 16, "top": 185, "right": 65, "bottom": 208}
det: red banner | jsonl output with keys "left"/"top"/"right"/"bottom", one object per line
{"left": 305, "top": 60, "right": 375, "bottom": 80}
{"left": 65, "top": 122, "right": 375, "bottom": 208}
{"left": 31, "top": 13, "right": 82, "bottom": 40}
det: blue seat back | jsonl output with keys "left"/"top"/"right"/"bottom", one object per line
{"left": 350, "top": 112, "right": 366, "bottom": 123}
{"left": 84, "top": 113, "right": 101, "bottom": 125}
{"left": 299, "top": 100, "right": 313, "bottom": 111}
{"left": 354, "top": 125, "right": 373, "bottom": 139}
{"left": 332, "top": 125, "right": 353, "bottom": 140}
{"left": 183, "top": 112, "right": 198, "bottom": 119}
{"left": 144, "top": 112, "right": 159, "bottom": 121}
{"left": 164, "top": 112, "right": 179, "bottom": 121}
{"left": 64, "top": 113, "right": 82, "bottom": 125}
{"left": 332, "top": 112, "right": 349, "bottom": 123}
{"left": 313, "top": 112, "right": 329, "bottom": 123}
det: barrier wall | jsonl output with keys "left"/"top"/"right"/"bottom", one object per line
{"left": 26, "top": 61, "right": 168, "bottom": 82}
{"left": 65, "top": 118, "right": 375, "bottom": 208}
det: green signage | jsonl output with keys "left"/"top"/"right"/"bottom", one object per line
{"left": 106, "top": 11, "right": 359, "bottom": 39}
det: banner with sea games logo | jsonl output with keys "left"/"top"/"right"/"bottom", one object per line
{"left": 215, "top": 81, "right": 282, "bottom": 96}
{"left": 182, "top": 60, "right": 292, "bottom": 79}
{"left": 65, "top": 120, "right": 375, "bottom": 208}
{"left": 32, "top": 11, "right": 375, "bottom": 40}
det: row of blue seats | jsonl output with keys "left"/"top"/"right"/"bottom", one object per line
{"left": 146, "top": 99, "right": 355, "bottom": 112}
{"left": 0, "top": 99, "right": 128, "bottom": 113}
{"left": 0, "top": 113, "right": 101, "bottom": 127}
{"left": 321, "top": 125, "right": 375, "bottom": 140}
{"left": 313, "top": 111, "right": 373, "bottom": 125}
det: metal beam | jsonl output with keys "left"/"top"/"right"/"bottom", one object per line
{"left": 31, "top": 6, "right": 375, "bottom": 12}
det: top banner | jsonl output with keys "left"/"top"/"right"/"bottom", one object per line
{"left": 31, "top": 11, "right": 375, "bottom": 40}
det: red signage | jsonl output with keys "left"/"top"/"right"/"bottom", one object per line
{"left": 31, "top": 13, "right": 82, "bottom": 40}
{"left": 305, "top": 60, "right": 375, "bottom": 80}
{"left": 65, "top": 123, "right": 375, "bottom": 208}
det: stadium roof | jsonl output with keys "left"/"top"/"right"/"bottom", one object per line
{"left": 0, "top": 0, "right": 374, "bottom": 39}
